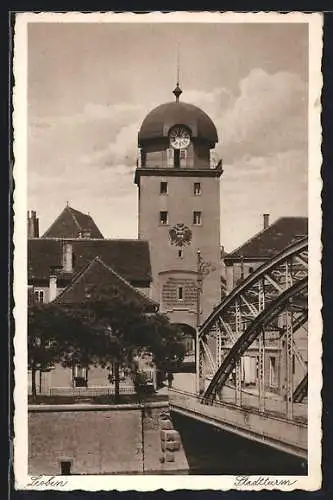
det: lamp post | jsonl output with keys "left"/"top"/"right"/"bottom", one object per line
{"left": 195, "top": 250, "right": 203, "bottom": 395}
{"left": 195, "top": 250, "right": 217, "bottom": 396}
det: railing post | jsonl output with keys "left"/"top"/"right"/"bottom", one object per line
{"left": 258, "top": 279, "right": 265, "bottom": 413}
{"left": 235, "top": 298, "right": 242, "bottom": 406}
{"left": 196, "top": 250, "right": 204, "bottom": 396}
{"left": 285, "top": 305, "right": 294, "bottom": 419}
{"left": 258, "top": 330, "right": 265, "bottom": 413}
{"left": 284, "top": 261, "right": 294, "bottom": 419}
{"left": 235, "top": 360, "right": 242, "bottom": 406}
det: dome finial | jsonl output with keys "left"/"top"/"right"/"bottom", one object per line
{"left": 173, "top": 43, "right": 182, "bottom": 102}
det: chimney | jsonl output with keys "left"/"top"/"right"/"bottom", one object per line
{"left": 49, "top": 274, "right": 57, "bottom": 302}
{"left": 263, "top": 213, "right": 270, "bottom": 230}
{"left": 27, "top": 210, "right": 40, "bottom": 238}
{"left": 62, "top": 242, "right": 73, "bottom": 273}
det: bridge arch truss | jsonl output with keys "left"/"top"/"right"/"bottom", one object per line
{"left": 199, "top": 237, "right": 308, "bottom": 420}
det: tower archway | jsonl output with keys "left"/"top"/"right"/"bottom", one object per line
{"left": 172, "top": 323, "right": 196, "bottom": 372}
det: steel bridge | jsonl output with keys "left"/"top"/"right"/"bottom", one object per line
{"left": 169, "top": 237, "right": 308, "bottom": 459}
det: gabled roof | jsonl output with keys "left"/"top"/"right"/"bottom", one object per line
{"left": 54, "top": 257, "right": 158, "bottom": 312}
{"left": 224, "top": 217, "right": 308, "bottom": 262}
{"left": 28, "top": 238, "right": 152, "bottom": 285}
{"left": 42, "top": 205, "right": 104, "bottom": 239}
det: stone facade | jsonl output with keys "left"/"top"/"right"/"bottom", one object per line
{"left": 135, "top": 94, "right": 223, "bottom": 331}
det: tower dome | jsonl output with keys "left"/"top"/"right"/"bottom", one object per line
{"left": 138, "top": 101, "right": 218, "bottom": 148}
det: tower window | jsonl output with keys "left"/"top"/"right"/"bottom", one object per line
{"left": 194, "top": 182, "right": 201, "bottom": 195}
{"left": 178, "top": 249, "right": 183, "bottom": 258}
{"left": 177, "top": 286, "right": 184, "bottom": 300}
{"left": 160, "top": 182, "right": 168, "bottom": 194}
{"left": 159, "top": 211, "right": 168, "bottom": 225}
{"left": 34, "top": 290, "right": 44, "bottom": 304}
{"left": 174, "top": 150, "right": 180, "bottom": 168}
{"left": 167, "top": 148, "right": 174, "bottom": 168}
{"left": 180, "top": 149, "right": 186, "bottom": 160}
{"left": 193, "top": 211, "right": 202, "bottom": 225}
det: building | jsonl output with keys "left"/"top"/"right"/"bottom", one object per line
{"left": 28, "top": 205, "right": 156, "bottom": 393}
{"left": 224, "top": 214, "right": 308, "bottom": 293}
{"left": 134, "top": 83, "right": 223, "bottom": 352}
{"left": 28, "top": 206, "right": 153, "bottom": 305}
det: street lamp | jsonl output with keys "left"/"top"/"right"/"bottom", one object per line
{"left": 195, "top": 250, "right": 203, "bottom": 395}
{"left": 195, "top": 250, "right": 216, "bottom": 396}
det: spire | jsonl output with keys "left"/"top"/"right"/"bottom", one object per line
{"left": 173, "top": 43, "right": 182, "bottom": 102}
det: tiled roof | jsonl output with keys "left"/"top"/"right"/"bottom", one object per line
{"left": 224, "top": 217, "right": 308, "bottom": 262}
{"left": 28, "top": 238, "right": 152, "bottom": 285}
{"left": 42, "top": 205, "right": 104, "bottom": 239}
{"left": 54, "top": 257, "right": 158, "bottom": 312}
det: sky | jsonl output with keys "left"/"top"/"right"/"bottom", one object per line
{"left": 28, "top": 21, "right": 308, "bottom": 252}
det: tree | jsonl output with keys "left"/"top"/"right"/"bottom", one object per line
{"left": 139, "top": 313, "right": 186, "bottom": 373}
{"left": 62, "top": 290, "right": 185, "bottom": 400}
{"left": 28, "top": 289, "right": 185, "bottom": 402}
{"left": 28, "top": 303, "right": 95, "bottom": 400}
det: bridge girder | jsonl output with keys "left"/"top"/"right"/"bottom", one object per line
{"left": 198, "top": 238, "right": 308, "bottom": 415}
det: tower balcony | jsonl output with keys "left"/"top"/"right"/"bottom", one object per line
{"left": 136, "top": 152, "right": 223, "bottom": 171}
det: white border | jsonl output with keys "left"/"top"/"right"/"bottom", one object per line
{"left": 13, "top": 11, "right": 323, "bottom": 491}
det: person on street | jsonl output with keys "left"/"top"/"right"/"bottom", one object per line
{"left": 167, "top": 371, "right": 174, "bottom": 388}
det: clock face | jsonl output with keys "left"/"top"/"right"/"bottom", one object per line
{"left": 169, "top": 126, "right": 191, "bottom": 150}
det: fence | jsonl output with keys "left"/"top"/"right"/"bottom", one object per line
{"left": 44, "top": 385, "right": 136, "bottom": 397}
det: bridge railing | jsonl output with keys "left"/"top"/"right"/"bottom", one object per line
{"left": 218, "top": 384, "right": 307, "bottom": 422}
{"left": 169, "top": 386, "right": 306, "bottom": 423}
{"left": 168, "top": 387, "right": 308, "bottom": 459}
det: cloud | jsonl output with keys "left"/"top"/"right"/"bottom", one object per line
{"left": 28, "top": 101, "right": 146, "bottom": 180}
{"left": 28, "top": 68, "right": 307, "bottom": 248}
{"left": 216, "top": 69, "right": 307, "bottom": 162}
{"left": 80, "top": 121, "right": 141, "bottom": 169}
{"left": 181, "top": 69, "right": 307, "bottom": 166}
{"left": 184, "top": 87, "right": 232, "bottom": 117}
{"left": 29, "top": 68, "right": 307, "bottom": 182}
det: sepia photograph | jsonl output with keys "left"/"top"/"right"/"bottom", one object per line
{"left": 13, "top": 11, "right": 322, "bottom": 491}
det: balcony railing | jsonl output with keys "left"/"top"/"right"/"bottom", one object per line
{"left": 136, "top": 155, "right": 223, "bottom": 170}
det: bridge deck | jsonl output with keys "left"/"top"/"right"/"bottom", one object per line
{"left": 169, "top": 387, "right": 307, "bottom": 460}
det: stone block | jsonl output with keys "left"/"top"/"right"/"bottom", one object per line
{"left": 161, "top": 440, "right": 180, "bottom": 452}
{"left": 160, "top": 429, "right": 180, "bottom": 442}
{"left": 159, "top": 419, "right": 173, "bottom": 430}
{"left": 165, "top": 452, "right": 175, "bottom": 462}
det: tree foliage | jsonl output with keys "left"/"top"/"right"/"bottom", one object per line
{"left": 28, "top": 288, "right": 185, "bottom": 400}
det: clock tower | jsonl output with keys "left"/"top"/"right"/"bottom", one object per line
{"left": 134, "top": 84, "right": 223, "bottom": 336}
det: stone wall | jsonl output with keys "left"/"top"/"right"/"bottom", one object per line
{"left": 28, "top": 403, "right": 189, "bottom": 475}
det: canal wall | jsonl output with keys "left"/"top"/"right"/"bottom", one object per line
{"left": 28, "top": 402, "right": 189, "bottom": 475}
